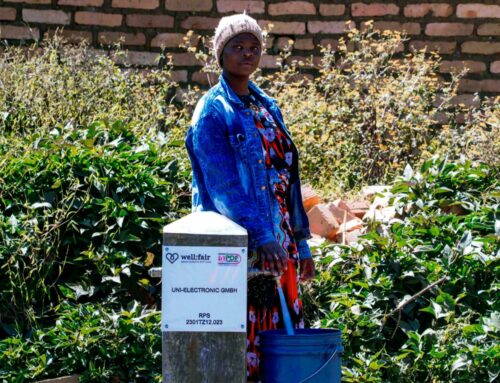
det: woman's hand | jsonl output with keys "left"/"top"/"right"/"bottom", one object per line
{"left": 299, "top": 258, "right": 315, "bottom": 282}
{"left": 257, "top": 241, "right": 288, "bottom": 276}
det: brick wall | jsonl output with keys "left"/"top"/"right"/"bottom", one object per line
{"left": 0, "top": 1, "right": 499, "bottom": 98}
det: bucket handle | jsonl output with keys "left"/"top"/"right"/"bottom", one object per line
{"left": 298, "top": 347, "right": 341, "bottom": 383}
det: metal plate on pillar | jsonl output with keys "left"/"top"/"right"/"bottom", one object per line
{"left": 162, "top": 211, "right": 248, "bottom": 383}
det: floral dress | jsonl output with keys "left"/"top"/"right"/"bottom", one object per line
{"left": 238, "top": 92, "right": 304, "bottom": 382}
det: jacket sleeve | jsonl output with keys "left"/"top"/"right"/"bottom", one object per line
{"left": 190, "top": 111, "right": 276, "bottom": 248}
{"left": 297, "top": 239, "right": 312, "bottom": 260}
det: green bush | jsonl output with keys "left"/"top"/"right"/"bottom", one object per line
{"left": 183, "top": 23, "right": 498, "bottom": 196}
{"left": 0, "top": 120, "right": 190, "bottom": 332}
{"left": 0, "top": 35, "right": 191, "bottom": 382}
{"left": 433, "top": 97, "right": 499, "bottom": 167}
{"left": 266, "top": 25, "right": 462, "bottom": 194}
{"left": 0, "top": 33, "right": 181, "bottom": 136}
{"left": 303, "top": 157, "right": 499, "bottom": 382}
{"left": 0, "top": 301, "right": 161, "bottom": 382}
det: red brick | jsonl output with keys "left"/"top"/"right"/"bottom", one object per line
{"left": 0, "top": 24, "right": 40, "bottom": 40}
{"left": 308, "top": 21, "right": 354, "bottom": 34}
{"left": 165, "top": 0, "right": 212, "bottom": 11}
{"left": 457, "top": 4, "right": 500, "bottom": 19}
{"left": 409, "top": 40, "right": 456, "bottom": 54}
{"left": 0, "top": 7, "right": 16, "bottom": 21}
{"left": 404, "top": 3, "right": 453, "bottom": 18}
{"left": 307, "top": 204, "right": 339, "bottom": 240}
{"left": 462, "top": 41, "right": 500, "bottom": 55}
{"left": 346, "top": 201, "right": 370, "bottom": 219}
{"left": 449, "top": 94, "right": 480, "bottom": 108}
{"left": 276, "top": 37, "right": 294, "bottom": 50}
{"left": 114, "top": 50, "right": 161, "bottom": 66}
{"left": 23, "top": 9, "right": 70, "bottom": 25}
{"left": 5, "top": 0, "right": 51, "bottom": 3}
{"left": 44, "top": 28, "right": 93, "bottom": 43}
{"left": 368, "top": 21, "right": 420, "bottom": 35}
{"left": 259, "top": 20, "right": 306, "bottom": 35}
{"left": 331, "top": 199, "right": 353, "bottom": 213}
{"left": 295, "top": 38, "right": 314, "bottom": 50}
{"left": 327, "top": 203, "right": 358, "bottom": 225}
{"left": 217, "top": 0, "right": 265, "bottom": 14}
{"left": 191, "top": 70, "right": 218, "bottom": 85}
{"left": 169, "top": 52, "right": 200, "bottom": 66}
{"left": 319, "top": 38, "right": 339, "bottom": 50}
{"left": 151, "top": 32, "right": 193, "bottom": 48}
{"left": 170, "top": 70, "right": 188, "bottom": 83}
{"left": 301, "top": 184, "right": 320, "bottom": 212}
{"left": 181, "top": 16, "right": 219, "bottom": 30}
{"left": 269, "top": 1, "right": 316, "bottom": 16}
{"left": 319, "top": 4, "right": 345, "bottom": 16}
{"left": 491, "top": 61, "right": 500, "bottom": 74}
{"left": 477, "top": 23, "right": 500, "bottom": 36}
{"left": 58, "top": 0, "right": 103, "bottom": 5}
{"left": 260, "top": 54, "right": 279, "bottom": 68}
{"left": 439, "top": 60, "right": 486, "bottom": 74}
{"left": 76, "top": 12, "right": 122, "bottom": 27}
{"left": 277, "top": 40, "right": 315, "bottom": 54}
{"left": 458, "top": 79, "right": 500, "bottom": 93}
{"left": 126, "top": 14, "right": 173, "bottom": 28}
{"left": 112, "top": 0, "right": 158, "bottom": 9}
{"left": 352, "top": 3, "right": 399, "bottom": 17}
{"left": 286, "top": 55, "right": 321, "bottom": 67}
{"left": 425, "top": 23, "right": 473, "bottom": 36}
{"left": 98, "top": 32, "right": 146, "bottom": 46}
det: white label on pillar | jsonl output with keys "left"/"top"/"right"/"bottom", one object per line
{"left": 162, "top": 245, "right": 247, "bottom": 332}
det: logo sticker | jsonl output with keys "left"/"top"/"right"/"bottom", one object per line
{"left": 165, "top": 252, "right": 179, "bottom": 264}
{"left": 218, "top": 253, "right": 241, "bottom": 265}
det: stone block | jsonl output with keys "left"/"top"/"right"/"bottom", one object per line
{"left": 319, "top": 4, "right": 345, "bottom": 16}
{"left": 216, "top": 0, "right": 265, "bottom": 14}
{"left": 301, "top": 184, "right": 320, "bottom": 212}
{"left": 112, "top": 0, "right": 159, "bottom": 9}
{"left": 404, "top": 4, "right": 453, "bottom": 18}
{"left": 425, "top": 23, "right": 474, "bottom": 36}
{"left": 269, "top": 1, "right": 316, "bottom": 16}
{"left": 352, "top": 3, "right": 399, "bottom": 17}
{"left": 75, "top": 11, "right": 122, "bottom": 27}
{"left": 307, "top": 204, "right": 339, "bottom": 240}
{"left": 457, "top": 4, "right": 500, "bottom": 19}
{"left": 23, "top": 9, "right": 70, "bottom": 25}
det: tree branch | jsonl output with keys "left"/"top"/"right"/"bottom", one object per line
{"left": 382, "top": 275, "right": 449, "bottom": 328}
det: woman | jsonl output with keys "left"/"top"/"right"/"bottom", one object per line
{"left": 185, "top": 13, "right": 315, "bottom": 381}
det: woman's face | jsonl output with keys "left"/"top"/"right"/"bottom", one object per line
{"left": 221, "top": 33, "right": 261, "bottom": 77}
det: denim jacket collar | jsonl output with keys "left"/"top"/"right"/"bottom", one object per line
{"left": 218, "top": 73, "right": 277, "bottom": 110}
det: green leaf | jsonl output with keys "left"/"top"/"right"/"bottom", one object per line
{"left": 450, "top": 355, "right": 471, "bottom": 374}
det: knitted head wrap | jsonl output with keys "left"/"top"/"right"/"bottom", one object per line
{"left": 213, "top": 13, "right": 264, "bottom": 68}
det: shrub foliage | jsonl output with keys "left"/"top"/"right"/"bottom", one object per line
{"left": 304, "top": 157, "right": 499, "bottom": 382}
{"left": 0, "top": 35, "right": 179, "bottom": 136}
{"left": 183, "top": 23, "right": 498, "bottom": 196}
{"left": 0, "top": 120, "right": 190, "bottom": 381}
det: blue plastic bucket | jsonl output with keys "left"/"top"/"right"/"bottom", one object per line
{"left": 258, "top": 328, "right": 343, "bottom": 383}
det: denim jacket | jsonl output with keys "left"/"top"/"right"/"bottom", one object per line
{"left": 185, "top": 74, "right": 312, "bottom": 259}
